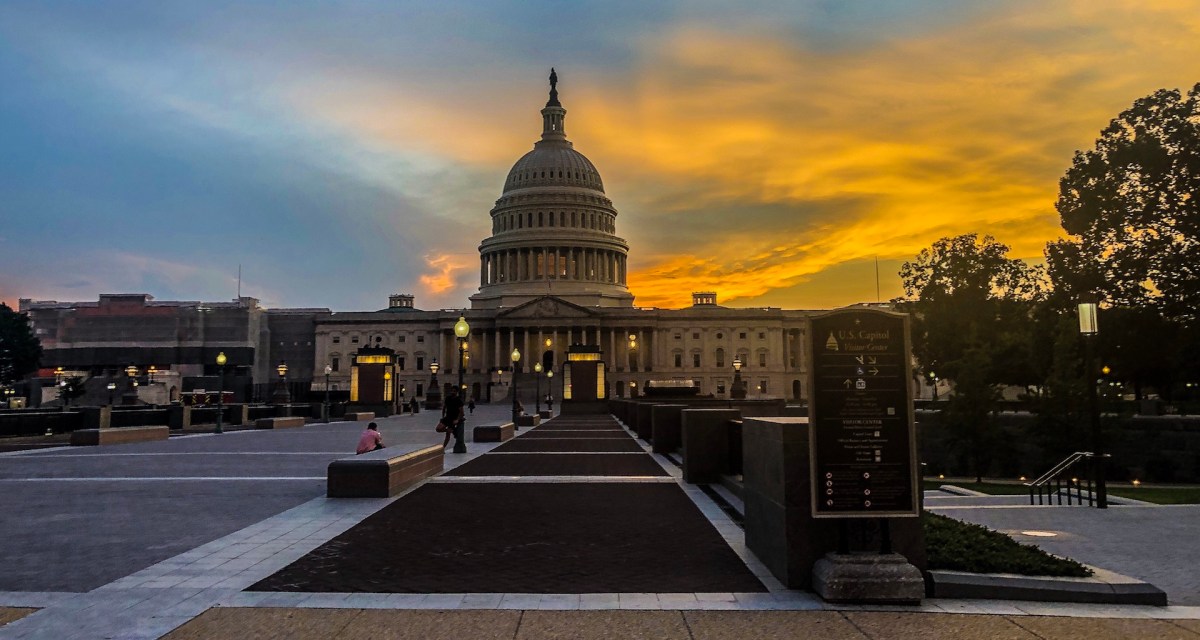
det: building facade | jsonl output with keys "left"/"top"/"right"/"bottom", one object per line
{"left": 315, "top": 73, "right": 818, "bottom": 405}
{"left": 19, "top": 293, "right": 328, "bottom": 404}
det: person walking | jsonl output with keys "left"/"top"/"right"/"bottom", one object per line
{"left": 356, "top": 422, "right": 385, "bottom": 454}
{"left": 442, "top": 387, "right": 465, "bottom": 451}
{"left": 467, "top": 397, "right": 475, "bottom": 414}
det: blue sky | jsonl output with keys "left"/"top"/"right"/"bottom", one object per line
{"left": 3, "top": 1, "right": 1199, "bottom": 311}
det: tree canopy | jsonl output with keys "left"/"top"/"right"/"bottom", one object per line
{"left": 1050, "top": 83, "right": 1200, "bottom": 321}
{"left": 0, "top": 303, "right": 42, "bottom": 387}
{"left": 899, "top": 234, "right": 1044, "bottom": 386}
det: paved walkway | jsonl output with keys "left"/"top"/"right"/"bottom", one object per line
{"left": 0, "top": 406, "right": 1198, "bottom": 639}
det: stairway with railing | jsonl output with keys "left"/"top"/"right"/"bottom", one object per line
{"left": 1026, "top": 451, "right": 1110, "bottom": 507}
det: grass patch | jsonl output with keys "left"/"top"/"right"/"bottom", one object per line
{"left": 923, "top": 511, "right": 1092, "bottom": 577}
{"left": 923, "top": 480, "right": 1030, "bottom": 495}
{"left": 1107, "top": 487, "right": 1200, "bottom": 505}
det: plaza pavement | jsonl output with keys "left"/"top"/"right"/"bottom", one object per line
{"left": 0, "top": 404, "right": 1197, "bottom": 639}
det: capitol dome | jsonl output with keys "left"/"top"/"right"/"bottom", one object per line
{"left": 503, "top": 146, "right": 604, "bottom": 193}
{"left": 470, "top": 69, "right": 634, "bottom": 310}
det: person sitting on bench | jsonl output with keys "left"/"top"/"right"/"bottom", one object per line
{"left": 356, "top": 422, "right": 385, "bottom": 454}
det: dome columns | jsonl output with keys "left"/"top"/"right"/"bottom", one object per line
{"left": 478, "top": 247, "right": 628, "bottom": 287}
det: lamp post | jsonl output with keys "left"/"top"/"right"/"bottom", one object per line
{"left": 731, "top": 355, "right": 747, "bottom": 399}
{"left": 426, "top": 359, "right": 441, "bottom": 410}
{"left": 1079, "top": 294, "right": 1107, "bottom": 509}
{"left": 511, "top": 348, "right": 521, "bottom": 423}
{"left": 125, "top": 364, "right": 139, "bottom": 405}
{"left": 928, "top": 371, "right": 939, "bottom": 402}
{"left": 107, "top": 382, "right": 116, "bottom": 406}
{"left": 323, "top": 364, "right": 332, "bottom": 423}
{"left": 215, "top": 352, "right": 227, "bottom": 434}
{"left": 453, "top": 315, "right": 470, "bottom": 453}
{"left": 628, "top": 334, "right": 637, "bottom": 371}
{"left": 546, "top": 370, "right": 554, "bottom": 413}
{"left": 534, "top": 362, "right": 543, "bottom": 412}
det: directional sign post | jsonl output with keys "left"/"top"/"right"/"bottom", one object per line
{"left": 808, "top": 309, "right": 918, "bottom": 519}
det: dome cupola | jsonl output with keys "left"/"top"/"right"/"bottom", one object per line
{"left": 470, "top": 69, "right": 634, "bottom": 310}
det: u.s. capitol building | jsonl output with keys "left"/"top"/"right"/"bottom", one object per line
{"left": 315, "top": 72, "right": 821, "bottom": 405}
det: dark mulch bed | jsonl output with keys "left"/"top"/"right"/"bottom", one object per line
{"left": 530, "top": 422, "right": 622, "bottom": 431}
{"left": 249, "top": 483, "right": 765, "bottom": 593}
{"left": 494, "top": 437, "right": 645, "bottom": 453}
{"left": 445, "top": 453, "right": 668, "bottom": 477}
{"left": 519, "top": 430, "right": 629, "bottom": 439}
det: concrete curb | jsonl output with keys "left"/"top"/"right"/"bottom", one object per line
{"left": 928, "top": 566, "right": 1168, "bottom": 606}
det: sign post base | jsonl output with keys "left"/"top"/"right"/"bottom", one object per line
{"left": 812, "top": 552, "right": 924, "bottom": 604}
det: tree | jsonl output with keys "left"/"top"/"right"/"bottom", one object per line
{"left": 0, "top": 303, "right": 42, "bottom": 387}
{"left": 1051, "top": 83, "right": 1200, "bottom": 322}
{"left": 899, "top": 234, "right": 1044, "bottom": 386}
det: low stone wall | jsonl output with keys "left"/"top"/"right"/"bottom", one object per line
{"left": 255, "top": 416, "right": 306, "bottom": 429}
{"left": 70, "top": 426, "right": 170, "bottom": 446}
{"left": 473, "top": 423, "right": 515, "bottom": 442}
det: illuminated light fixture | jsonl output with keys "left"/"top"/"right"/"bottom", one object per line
{"left": 1020, "top": 531, "right": 1058, "bottom": 538}
{"left": 276, "top": 362, "right": 288, "bottom": 378}
{"left": 1078, "top": 294, "right": 1098, "bottom": 335}
{"left": 430, "top": 359, "right": 440, "bottom": 375}
{"left": 1132, "top": 479, "right": 1141, "bottom": 487}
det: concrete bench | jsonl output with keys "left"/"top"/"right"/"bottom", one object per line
{"left": 344, "top": 412, "right": 375, "bottom": 422}
{"left": 71, "top": 426, "right": 170, "bottom": 446}
{"left": 255, "top": 416, "right": 306, "bottom": 429}
{"left": 327, "top": 445, "right": 444, "bottom": 498}
{"left": 473, "top": 422, "right": 515, "bottom": 442}
{"left": 515, "top": 414, "right": 541, "bottom": 428}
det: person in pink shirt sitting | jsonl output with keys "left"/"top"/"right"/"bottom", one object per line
{"left": 356, "top": 422, "right": 385, "bottom": 454}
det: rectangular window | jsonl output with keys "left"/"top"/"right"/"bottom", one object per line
{"left": 739, "top": 333, "right": 747, "bottom": 340}
{"left": 351, "top": 336, "right": 360, "bottom": 344}
{"left": 692, "top": 353, "right": 701, "bottom": 368}
{"left": 717, "top": 382, "right": 726, "bottom": 395}
{"left": 332, "top": 336, "right": 340, "bottom": 344}
{"left": 758, "top": 332, "right": 766, "bottom": 339}
{"left": 331, "top": 357, "right": 339, "bottom": 372}
{"left": 417, "top": 383, "right": 424, "bottom": 397}
{"left": 760, "top": 380, "right": 768, "bottom": 394}
{"left": 759, "top": 353, "right": 767, "bottom": 367}
{"left": 417, "top": 335, "right": 425, "bottom": 343}
{"left": 692, "top": 332, "right": 699, "bottom": 339}
{"left": 674, "top": 333, "right": 682, "bottom": 340}
{"left": 416, "top": 357, "right": 424, "bottom": 371}
{"left": 399, "top": 336, "right": 406, "bottom": 342}
{"left": 674, "top": 354, "right": 682, "bottom": 368}
{"left": 399, "top": 357, "right": 405, "bottom": 370}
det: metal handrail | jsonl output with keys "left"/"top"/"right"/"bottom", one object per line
{"left": 1027, "top": 451, "right": 1092, "bottom": 487}
{"left": 1024, "top": 451, "right": 1098, "bottom": 507}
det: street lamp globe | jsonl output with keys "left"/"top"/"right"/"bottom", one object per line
{"left": 430, "top": 360, "right": 440, "bottom": 375}
{"left": 511, "top": 349, "right": 521, "bottom": 365}
{"left": 324, "top": 364, "right": 332, "bottom": 376}
{"left": 125, "top": 364, "right": 138, "bottom": 378}
{"left": 454, "top": 315, "right": 470, "bottom": 339}
{"left": 276, "top": 362, "right": 288, "bottom": 378}
{"left": 732, "top": 356, "right": 742, "bottom": 372}
{"left": 216, "top": 352, "right": 227, "bottom": 367}
{"left": 534, "top": 362, "right": 543, "bottom": 374}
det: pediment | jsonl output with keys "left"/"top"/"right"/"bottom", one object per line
{"left": 498, "top": 296, "right": 596, "bottom": 320}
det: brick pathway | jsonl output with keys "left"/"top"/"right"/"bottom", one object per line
{"left": 248, "top": 414, "right": 765, "bottom": 594}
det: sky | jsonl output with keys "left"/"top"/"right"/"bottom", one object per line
{"left": 3, "top": 0, "right": 1200, "bottom": 312}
